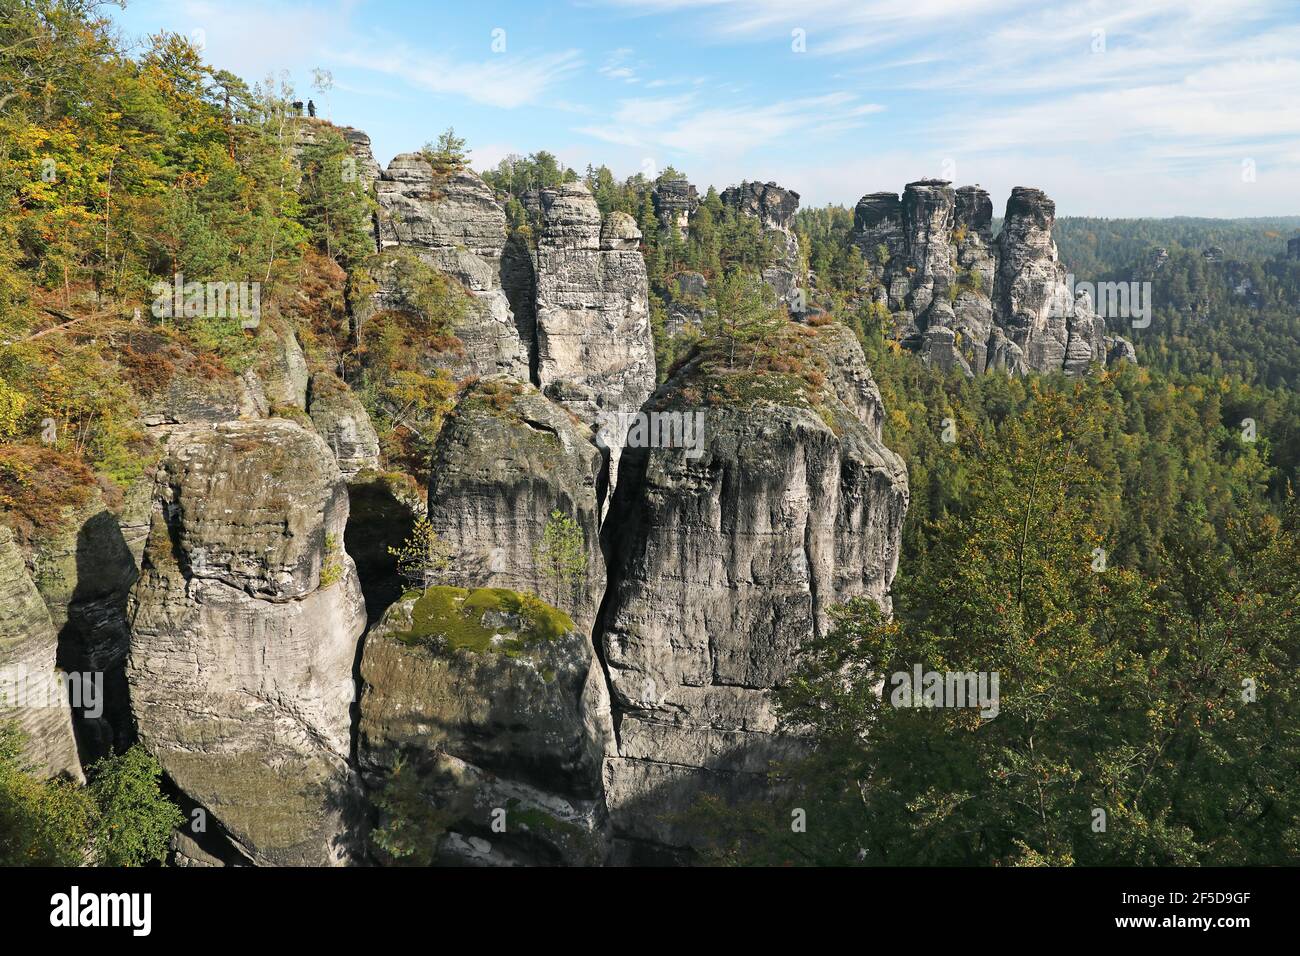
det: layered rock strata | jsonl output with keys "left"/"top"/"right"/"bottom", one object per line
{"left": 127, "top": 419, "right": 366, "bottom": 866}
{"left": 598, "top": 323, "right": 909, "bottom": 857}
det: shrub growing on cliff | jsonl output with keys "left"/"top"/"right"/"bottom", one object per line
{"left": 87, "top": 745, "right": 184, "bottom": 867}
{"left": 0, "top": 725, "right": 182, "bottom": 866}
{"left": 389, "top": 516, "right": 453, "bottom": 592}
{"left": 0, "top": 722, "right": 95, "bottom": 865}
{"left": 706, "top": 269, "right": 787, "bottom": 367}
{"left": 534, "top": 509, "right": 587, "bottom": 610}
{"left": 370, "top": 757, "right": 455, "bottom": 865}
{"left": 421, "top": 127, "right": 468, "bottom": 179}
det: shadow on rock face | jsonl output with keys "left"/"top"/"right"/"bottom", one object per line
{"left": 344, "top": 478, "right": 419, "bottom": 622}
{"left": 59, "top": 509, "right": 139, "bottom": 764}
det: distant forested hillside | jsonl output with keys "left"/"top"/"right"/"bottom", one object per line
{"left": 1054, "top": 216, "right": 1300, "bottom": 278}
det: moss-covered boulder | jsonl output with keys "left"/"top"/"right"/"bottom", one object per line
{"left": 358, "top": 585, "right": 615, "bottom": 865}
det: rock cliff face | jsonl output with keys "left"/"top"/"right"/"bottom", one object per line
{"left": 127, "top": 420, "right": 366, "bottom": 866}
{"left": 0, "top": 125, "right": 923, "bottom": 867}
{"left": 651, "top": 176, "right": 698, "bottom": 238}
{"left": 246, "top": 321, "right": 310, "bottom": 414}
{"left": 993, "top": 186, "right": 1117, "bottom": 376}
{"left": 721, "top": 181, "right": 804, "bottom": 312}
{"left": 991, "top": 186, "right": 1071, "bottom": 372}
{"left": 598, "top": 323, "right": 908, "bottom": 857}
{"left": 664, "top": 270, "right": 712, "bottom": 338}
{"left": 306, "top": 374, "right": 381, "bottom": 479}
{"left": 534, "top": 183, "right": 657, "bottom": 491}
{"left": 0, "top": 527, "right": 83, "bottom": 781}
{"left": 358, "top": 586, "right": 615, "bottom": 865}
{"left": 340, "top": 128, "right": 381, "bottom": 193}
{"left": 855, "top": 191, "right": 906, "bottom": 279}
{"left": 721, "top": 180, "right": 800, "bottom": 232}
{"left": 852, "top": 181, "right": 1133, "bottom": 376}
{"left": 28, "top": 485, "right": 144, "bottom": 762}
{"left": 293, "top": 119, "right": 381, "bottom": 201}
{"left": 948, "top": 185, "right": 998, "bottom": 373}
{"left": 426, "top": 378, "right": 606, "bottom": 631}
{"left": 369, "top": 156, "right": 530, "bottom": 380}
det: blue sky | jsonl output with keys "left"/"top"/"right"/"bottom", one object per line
{"left": 108, "top": 0, "right": 1300, "bottom": 217}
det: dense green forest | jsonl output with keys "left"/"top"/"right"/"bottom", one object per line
{"left": 1054, "top": 216, "right": 1300, "bottom": 276}
{"left": 704, "top": 206, "right": 1300, "bottom": 866}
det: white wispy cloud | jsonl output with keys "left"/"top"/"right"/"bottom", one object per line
{"left": 574, "top": 90, "right": 884, "bottom": 158}
{"left": 592, "top": 0, "right": 1300, "bottom": 214}
{"left": 598, "top": 48, "right": 642, "bottom": 83}
{"left": 598, "top": 0, "right": 1031, "bottom": 53}
{"left": 332, "top": 46, "right": 584, "bottom": 109}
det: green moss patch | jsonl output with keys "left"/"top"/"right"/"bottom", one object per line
{"left": 394, "top": 586, "right": 575, "bottom": 655}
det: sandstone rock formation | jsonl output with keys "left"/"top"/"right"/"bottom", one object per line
{"left": 137, "top": 347, "right": 262, "bottom": 428}
{"left": 368, "top": 156, "right": 530, "bottom": 379}
{"left": 358, "top": 586, "right": 615, "bottom": 865}
{"left": 340, "top": 128, "right": 381, "bottom": 193}
{"left": 651, "top": 175, "right": 698, "bottom": 238}
{"left": 28, "top": 485, "right": 143, "bottom": 761}
{"left": 306, "top": 373, "right": 381, "bottom": 479}
{"left": 0, "top": 527, "right": 83, "bottom": 781}
{"left": 598, "top": 323, "right": 908, "bottom": 857}
{"left": 721, "top": 181, "right": 804, "bottom": 312}
{"left": 852, "top": 181, "right": 1134, "bottom": 376}
{"left": 664, "top": 270, "right": 712, "bottom": 338}
{"left": 993, "top": 186, "right": 1118, "bottom": 376}
{"left": 427, "top": 377, "right": 606, "bottom": 631}
{"left": 950, "top": 185, "right": 998, "bottom": 372}
{"left": 534, "top": 182, "right": 656, "bottom": 491}
{"left": 721, "top": 180, "right": 800, "bottom": 232}
{"left": 247, "top": 321, "right": 310, "bottom": 413}
{"left": 292, "top": 119, "right": 380, "bottom": 196}
{"left": 127, "top": 419, "right": 366, "bottom": 866}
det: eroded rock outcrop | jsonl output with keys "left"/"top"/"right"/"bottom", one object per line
{"left": 427, "top": 377, "right": 606, "bottom": 631}
{"left": 0, "top": 527, "right": 83, "bottom": 781}
{"left": 368, "top": 156, "right": 530, "bottom": 379}
{"left": 993, "top": 186, "right": 1118, "bottom": 375}
{"left": 306, "top": 373, "right": 381, "bottom": 479}
{"left": 127, "top": 419, "right": 366, "bottom": 866}
{"left": 358, "top": 586, "right": 615, "bottom": 865}
{"left": 664, "top": 270, "right": 712, "bottom": 338}
{"left": 28, "top": 485, "right": 144, "bottom": 761}
{"left": 652, "top": 176, "right": 698, "bottom": 239}
{"left": 852, "top": 181, "right": 1133, "bottom": 376}
{"left": 950, "top": 185, "right": 997, "bottom": 373}
{"left": 535, "top": 183, "right": 656, "bottom": 491}
{"left": 598, "top": 322, "right": 908, "bottom": 857}
{"left": 293, "top": 119, "right": 380, "bottom": 197}
{"left": 721, "top": 181, "right": 804, "bottom": 312}
{"left": 245, "top": 321, "right": 310, "bottom": 415}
